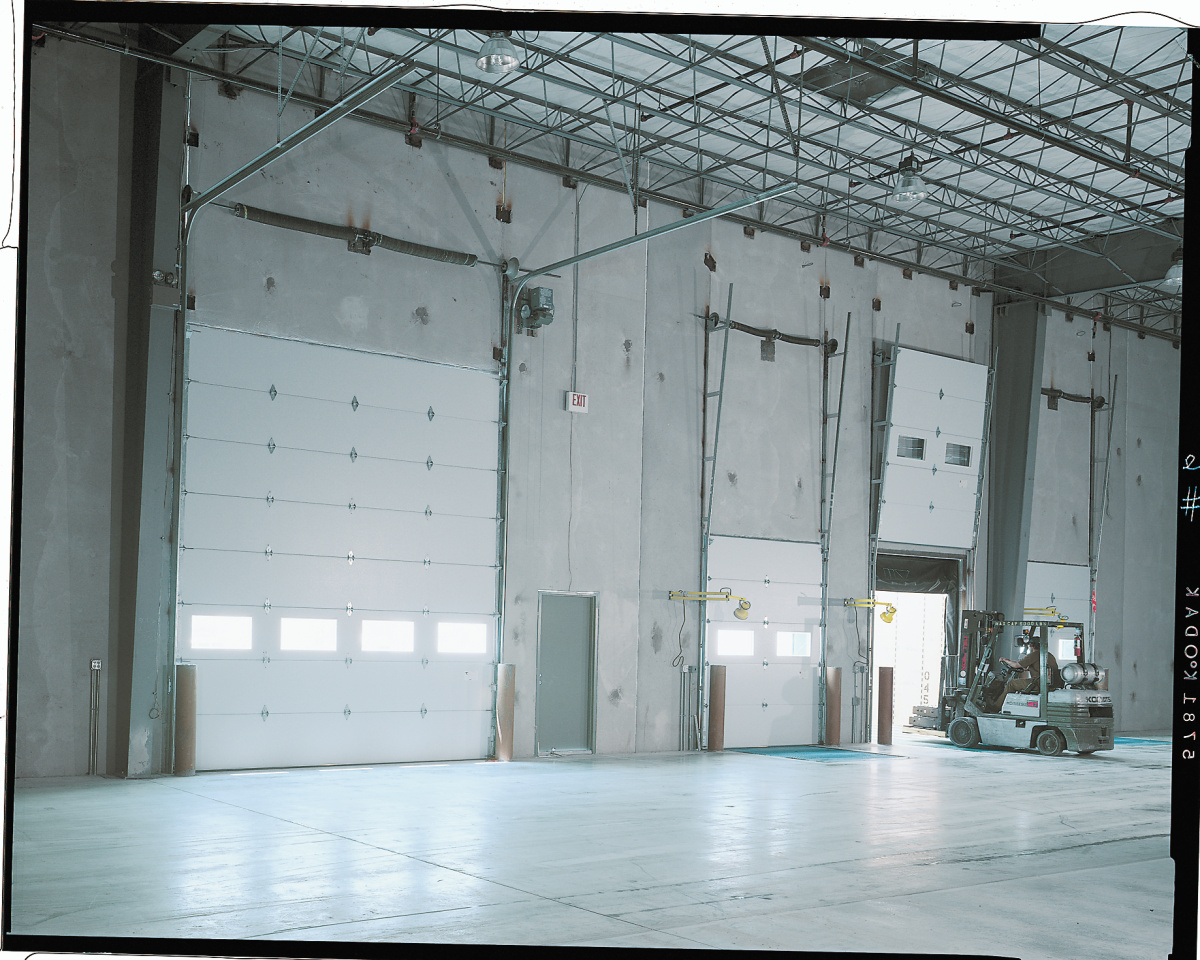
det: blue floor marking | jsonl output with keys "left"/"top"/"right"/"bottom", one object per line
{"left": 731, "top": 746, "right": 899, "bottom": 761}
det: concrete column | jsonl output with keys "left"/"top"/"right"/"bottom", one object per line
{"left": 986, "top": 302, "right": 1047, "bottom": 621}
{"left": 117, "top": 65, "right": 186, "bottom": 777}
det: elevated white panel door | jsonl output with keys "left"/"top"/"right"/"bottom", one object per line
{"left": 178, "top": 327, "right": 499, "bottom": 770}
{"left": 705, "top": 536, "right": 821, "bottom": 747}
{"left": 1024, "top": 561, "right": 1091, "bottom": 660}
{"left": 879, "top": 349, "right": 989, "bottom": 549}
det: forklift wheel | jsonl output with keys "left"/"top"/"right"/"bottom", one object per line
{"left": 1036, "top": 729, "right": 1066, "bottom": 757}
{"left": 947, "top": 717, "right": 980, "bottom": 748}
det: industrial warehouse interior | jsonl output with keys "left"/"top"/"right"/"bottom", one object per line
{"left": 3, "top": 5, "right": 1194, "bottom": 958}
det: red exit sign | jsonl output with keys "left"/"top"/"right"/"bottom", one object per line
{"left": 567, "top": 391, "right": 589, "bottom": 413}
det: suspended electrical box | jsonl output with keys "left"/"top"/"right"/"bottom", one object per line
{"left": 519, "top": 286, "right": 555, "bottom": 335}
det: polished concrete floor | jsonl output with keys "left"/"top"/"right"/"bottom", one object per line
{"left": 8, "top": 734, "right": 1174, "bottom": 956}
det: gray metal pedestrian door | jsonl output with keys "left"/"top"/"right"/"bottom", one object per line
{"left": 535, "top": 593, "right": 596, "bottom": 754}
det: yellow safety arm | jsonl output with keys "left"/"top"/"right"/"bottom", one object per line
{"left": 670, "top": 588, "right": 752, "bottom": 619}
{"left": 844, "top": 598, "right": 898, "bottom": 623}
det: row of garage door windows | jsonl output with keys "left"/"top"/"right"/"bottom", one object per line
{"left": 192, "top": 617, "right": 819, "bottom": 659}
{"left": 189, "top": 615, "right": 488, "bottom": 653}
{"left": 717, "top": 629, "right": 813, "bottom": 658}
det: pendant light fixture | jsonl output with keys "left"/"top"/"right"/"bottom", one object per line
{"left": 891, "top": 154, "right": 928, "bottom": 204}
{"left": 476, "top": 31, "right": 520, "bottom": 74}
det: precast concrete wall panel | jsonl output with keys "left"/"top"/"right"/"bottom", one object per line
{"left": 17, "top": 41, "right": 123, "bottom": 776}
{"left": 636, "top": 203, "right": 709, "bottom": 752}
{"left": 1029, "top": 307, "right": 1110, "bottom": 567}
{"left": 1113, "top": 333, "right": 1178, "bottom": 731}
{"left": 502, "top": 185, "right": 647, "bottom": 756}
{"left": 184, "top": 82, "right": 504, "bottom": 369}
{"left": 1028, "top": 399, "right": 1091, "bottom": 566}
{"left": 703, "top": 218, "right": 822, "bottom": 542}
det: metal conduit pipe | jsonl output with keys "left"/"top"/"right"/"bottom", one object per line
{"left": 233, "top": 203, "right": 478, "bottom": 266}
{"left": 727, "top": 320, "right": 823, "bottom": 348}
{"left": 1042, "top": 386, "right": 1106, "bottom": 408}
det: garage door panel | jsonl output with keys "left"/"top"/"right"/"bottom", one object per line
{"left": 889, "top": 386, "right": 985, "bottom": 437}
{"left": 353, "top": 513, "right": 498, "bottom": 566}
{"left": 184, "top": 439, "right": 496, "bottom": 518}
{"left": 892, "top": 348, "right": 989, "bottom": 400}
{"left": 188, "top": 327, "right": 499, "bottom": 421}
{"left": 882, "top": 463, "right": 978, "bottom": 512}
{"left": 707, "top": 537, "right": 822, "bottom": 584}
{"left": 704, "top": 579, "right": 821, "bottom": 625}
{"left": 192, "top": 659, "right": 277, "bottom": 715}
{"left": 878, "top": 505, "right": 974, "bottom": 548}
{"left": 722, "top": 703, "right": 815, "bottom": 748}
{"left": 183, "top": 495, "right": 364, "bottom": 557}
{"left": 194, "top": 710, "right": 492, "bottom": 770}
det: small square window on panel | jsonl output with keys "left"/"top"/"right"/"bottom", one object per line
{"left": 362, "top": 620, "right": 415, "bottom": 652}
{"left": 1058, "top": 637, "right": 1076, "bottom": 661}
{"left": 716, "top": 629, "right": 755, "bottom": 656}
{"left": 280, "top": 618, "right": 338, "bottom": 651}
{"left": 776, "top": 631, "right": 812, "bottom": 657}
{"left": 897, "top": 436, "right": 925, "bottom": 460}
{"left": 438, "top": 622, "right": 487, "bottom": 653}
{"left": 191, "top": 615, "right": 252, "bottom": 650}
{"left": 945, "top": 442, "right": 972, "bottom": 467}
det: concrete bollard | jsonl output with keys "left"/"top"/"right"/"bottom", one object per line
{"left": 495, "top": 663, "right": 516, "bottom": 761}
{"left": 708, "top": 664, "right": 727, "bottom": 751}
{"left": 877, "top": 666, "right": 893, "bottom": 745}
{"left": 173, "top": 663, "right": 197, "bottom": 776}
{"left": 825, "top": 666, "right": 842, "bottom": 745}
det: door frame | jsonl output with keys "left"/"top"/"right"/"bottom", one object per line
{"left": 534, "top": 590, "right": 599, "bottom": 756}
{"left": 870, "top": 549, "right": 965, "bottom": 741}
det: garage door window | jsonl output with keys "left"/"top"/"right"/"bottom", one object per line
{"left": 776, "top": 631, "right": 812, "bottom": 657}
{"left": 361, "top": 620, "right": 415, "bottom": 652}
{"left": 945, "top": 442, "right": 972, "bottom": 467}
{"left": 438, "top": 621, "right": 487, "bottom": 654}
{"left": 716, "top": 629, "right": 755, "bottom": 656}
{"left": 280, "top": 618, "right": 338, "bottom": 651}
{"left": 190, "top": 615, "right": 252, "bottom": 650}
{"left": 897, "top": 436, "right": 925, "bottom": 460}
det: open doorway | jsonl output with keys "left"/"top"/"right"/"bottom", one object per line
{"left": 872, "top": 592, "right": 948, "bottom": 736}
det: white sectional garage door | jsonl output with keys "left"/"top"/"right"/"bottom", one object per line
{"left": 878, "top": 348, "right": 989, "bottom": 550}
{"left": 705, "top": 536, "right": 821, "bottom": 747}
{"left": 177, "top": 326, "right": 500, "bottom": 770}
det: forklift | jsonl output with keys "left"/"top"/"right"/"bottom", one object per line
{"left": 939, "top": 610, "right": 1114, "bottom": 756}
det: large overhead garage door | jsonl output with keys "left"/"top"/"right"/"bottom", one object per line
{"left": 177, "top": 327, "right": 500, "bottom": 770}
{"left": 705, "top": 536, "right": 821, "bottom": 747}
{"left": 878, "top": 348, "right": 989, "bottom": 550}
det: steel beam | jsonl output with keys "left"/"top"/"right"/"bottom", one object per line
{"left": 789, "top": 36, "right": 1181, "bottom": 194}
{"left": 182, "top": 57, "right": 415, "bottom": 214}
{"left": 650, "top": 34, "right": 1180, "bottom": 240}
{"left": 1004, "top": 36, "right": 1190, "bottom": 124}
{"left": 172, "top": 24, "right": 234, "bottom": 62}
